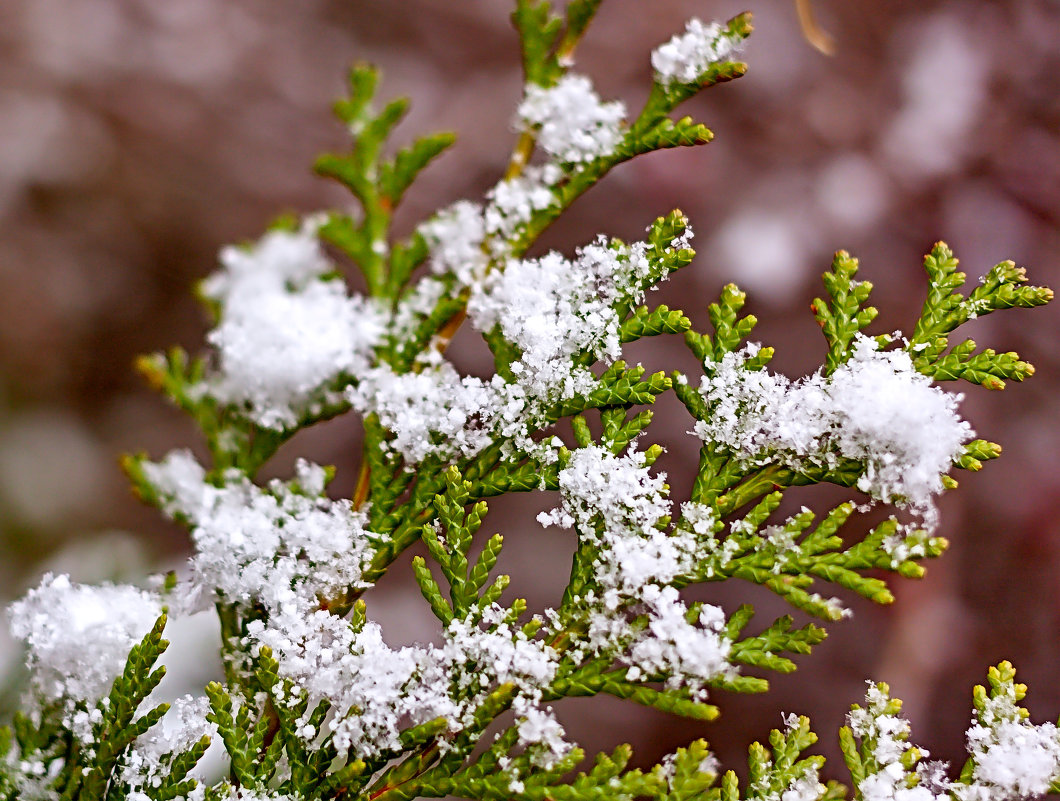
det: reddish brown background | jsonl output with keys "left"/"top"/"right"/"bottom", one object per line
{"left": 1, "top": 0, "right": 1058, "bottom": 783}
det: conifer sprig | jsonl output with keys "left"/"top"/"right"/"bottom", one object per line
{"left": 3, "top": 2, "right": 1057, "bottom": 801}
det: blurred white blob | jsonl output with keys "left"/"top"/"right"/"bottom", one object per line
{"left": 816, "top": 153, "right": 891, "bottom": 230}
{"left": 881, "top": 14, "right": 987, "bottom": 179}
{"left": 0, "top": 92, "right": 115, "bottom": 212}
{"left": 710, "top": 209, "right": 810, "bottom": 305}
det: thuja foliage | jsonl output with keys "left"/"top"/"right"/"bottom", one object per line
{"left": 2, "top": 4, "right": 1056, "bottom": 801}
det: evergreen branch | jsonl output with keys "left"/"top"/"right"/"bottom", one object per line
{"left": 916, "top": 338, "right": 1036, "bottom": 390}
{"left": 652, "top": 739, "right": 719, "bottom": 801}
{"left": 910, "top": 242, "right": 1052, "bottom": 350}
{"left": 548, "top": 672, "right": 720, "bottom": 721}
{"left": 620, "top": 305, "right": 692, "bottom": 343}
{"left": 811, "top": 250, "right": 877, "bottom": 375}
{"left": 728, "top": 613, "right": 828, "bottom": 674}
{"left": 79, "top": 615, "right": 171, "bottom": 801}
{"left": 512, "top": 0, "right": 564, "bottom": 88}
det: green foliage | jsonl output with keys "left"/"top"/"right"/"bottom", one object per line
{"left": 8, "top": 3, "right": 1055, "bottom": 801}
{"left": 1, "top": 615, "right": 212, "bottom": 801}
{"left": 910, "top": 242, "right": 1052, "bottom": 389}
{"left": 811, "top": 251, "right": 878, "bottom": 375}
{"left": 316, "top": 63, "right": 455, "bottom": 299}
{"left": 414, "top": 468, "right": 511, "bottom": 623}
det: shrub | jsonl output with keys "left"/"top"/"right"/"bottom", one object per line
{"left": 2, "top": 4, "right": 1055, "bottom": 801}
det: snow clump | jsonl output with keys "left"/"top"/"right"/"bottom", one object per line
{"left": 652, "top": 18, "right": 744, "bottom": 86}
{"left": 517, "top": 74, "right": 625, "bottom": 164}
{"left": 693, "top": 335, "right": 973, "bottom": 525}
{"left": 8, "top": 574, "right": 162, "bottom": 718}
{"left": 200, "top": 221, "right": 386, "bottom": 430}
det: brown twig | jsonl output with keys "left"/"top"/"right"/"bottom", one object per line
{"left": 795, "top": 0, "right": 835, "bottom": 55}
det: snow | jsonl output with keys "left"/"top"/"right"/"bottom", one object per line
{"left": 483, "top": 164, "right": 561, "bottom": 245}
{"left": 849, "top": 677, "right": 1060, "bottom": 801}
{"left": 143, "top": 450, "right": 379, "bottom": 614}
{"left": 693, "top": 335, "right": 973, "bottom": 525}
{"left": 420, "top": 201, "right": 489, "bottom": 286}
{"left": 624, "top": 585, "right": 731, "bottom": 693}
{"left": 468, "top": 235, "right": 660, "bottom": 404}
{"left": 348, "top": 358, "right": 500, "bottom": 463}
{"left": 200, "top": 222, "right": 386, "bottom": 429}
{"left": 652, "top": 18, "right": 744, "bottom": 87}
{"left": 540, "top": 446, "right": 731, "bottom": 694}
{"left": 244, "top": 602, "right": 562, "bottom": 761}
{"left": 7, "top": 573, "right": 162, "bottom": 728}
{"left": 517, "top": 74, "right": 625, "bottom": 164}
{"left": 120, "top": 694, "right": 216, "bottom": 796}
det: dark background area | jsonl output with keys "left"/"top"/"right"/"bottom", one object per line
{"left": 1, "top": 0, "right": 1057, "bottom": 783}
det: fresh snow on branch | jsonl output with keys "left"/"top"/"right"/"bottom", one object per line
{"left": 1, "top": 5, "right": 1053, "bottom": 801}
{"left": 516, "top": 74, "right": 625, "bottom": 164}
{"left": 694, "top": 335, "right": 973, "bottom": 525}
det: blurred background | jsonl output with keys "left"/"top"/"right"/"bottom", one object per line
{"left": 1, "top": 0, "right": 1058, "bottom": 783}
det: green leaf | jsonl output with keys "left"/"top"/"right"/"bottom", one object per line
{"left": 413, "top": 555, "right": 455, "bottom": 624}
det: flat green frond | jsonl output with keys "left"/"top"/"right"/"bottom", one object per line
{"left": 77, "top": 615, "right": 172, "bottom": 801}
{"left": 379, "top": 131, "right": 457, "bottom": 208}
{"left": 910, "top": 244, "right": 1051, "bottom": 375}
{"left": 412, "top": 555, "right": 455, "bottom": 624}
{"left": 620, "top": 305, "right": 692, "bottom": 342}
{"left": 729, "top": 614, "right": 828, "bottom": 675}
{"left": 700, "top": 284, "right": 760, "bottom": 362}
{"left": 730, "top": 715, "right": 830, "bottom": 801}
{"left": 623, "top": 116, "right": 714, "bottom": 156}
{"left": 640, "top": 13, "right": 753, "bottom": 115}
{"left": 812, "top": 250, "right": 877, "bottom": 374}
{"left": 652, "top": 739, "right": 721, "bottom": 801}
{"left": 553, "top": 363, "right": 672, "bottom": 417}
{"left": 512, "top": 0, "right": 564, "bottom": 87}
{"left": 916, "top": 337, "right": 1036, "bottom": 389}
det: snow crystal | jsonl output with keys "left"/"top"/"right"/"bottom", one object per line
{"left": 355, "top": 222, "right": 685, "bottom": 464}
{"left": 143, "top": 450, "right": 379, "bottom": 614}
{"left": 120, "top": 695, "right": 216, "bottom": 794}
{"left": 420, "top": 201, "right": 489, "bottom": 286}
{"left": 469, "top": 237, "right": 658, "bottom": 404}
{"left": 247, "top": 609, "right": 446, "bottom": 757}
{"left": 388, "top": 276, "right": 448, "bottom": 344}
{"left": 348, "top": 359, "right": 500, "bottom": 463}
{"left": 8, "top": 574, "right": 162, "bottom": 712}
{"left": 848, "top": 683, "right": 949, "bottom": 801}
{"left": 539, "top": 445, "right": 686, "bottom": 596}
{"left": 483, "top": 164, "right": 561, "bottom": 244}
{"left": 245, "top": 602, "right": 559, "bottom": 760}
{"left": 957, "top": 678, "right": 1060, "bottom": 800}
{"left": 539, "top": 446, "right": 730, "bottom": 689}
{"left": 517, "top": 74, "right": 625, "bottom": 164}
{"left": 515, "top": 705, "right": 572, "bottom": 768}
{"left": 776, "top": 769, "right": 828, "bottom": 801}
{"left": 442, "top": 605, "right": 559, "bottom": 698}
{"left": 966, "top": 719, "right": 1060, "bottom": 798}
{"left": 624, "top": 586, "right": 731, "bottom": 693}
{"left": 201, "top": 222, "right": 331, "bottom": 297}
{"left": 680, "top": 501, "right": 716, "bottom": 536}
{"left": 201, "top": 222, "right": 386, "bottom": 430}
{"left": 652, "top": 18, "right": 744, "bottom": 87}
{"left": 694, "top": 335, "right": 973, "bottom": 525}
